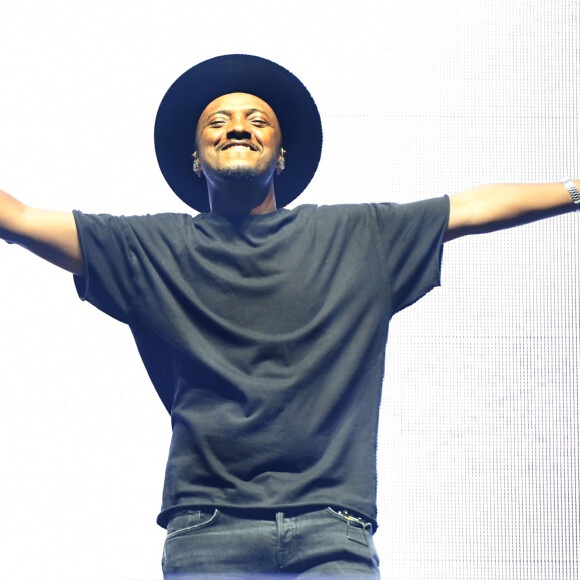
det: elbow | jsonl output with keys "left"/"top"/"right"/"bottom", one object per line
{"left": 445, "top": 193, "right": 478, "bottom": 241}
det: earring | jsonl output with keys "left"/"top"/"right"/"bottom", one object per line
{"left": 192, "top": 152, "right": 201, "bottom": 175}
{"left": 278, "top": 149, "right": 286, "bottom": 172}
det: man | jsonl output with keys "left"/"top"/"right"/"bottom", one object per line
{"left": 0, "top": 54, "right": 578, "bottom": 579}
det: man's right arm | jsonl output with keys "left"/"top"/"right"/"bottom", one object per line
{"left": 0, "top": 189, "right": 84, "bottom": 276}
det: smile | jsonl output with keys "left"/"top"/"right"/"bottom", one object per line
{"left": 221, "top": 142, "right": 258, "bottom": 151}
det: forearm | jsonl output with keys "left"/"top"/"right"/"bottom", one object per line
{"left": 446, "top": 180, "right": 578, "bottom": 240}
{"left": 0, "top": 189, "right": 28, "bottom": 242}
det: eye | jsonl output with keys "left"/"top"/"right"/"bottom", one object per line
{"left": 208, "top": 119, "right": 226, "bottom": 128}
{"left": 249, "top": 117, "right": 269, "bottom": 127}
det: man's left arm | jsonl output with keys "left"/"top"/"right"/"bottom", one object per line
{"left": 445, "top": 180, "right": 579, "bottom": 241}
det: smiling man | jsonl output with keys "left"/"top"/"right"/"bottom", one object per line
{"left": 0, "top": 54, "right": 578, "bottom": 579}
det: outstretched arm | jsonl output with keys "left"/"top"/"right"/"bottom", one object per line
{"left": 445, "top": 180, "right": 579, "bottom": 241}
{"left": 0, "top": 189, "right": 83, "bottom": 275}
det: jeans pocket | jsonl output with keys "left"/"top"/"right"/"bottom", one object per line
{"left": 165, "top": 508, "right": 220, "bottom": 540}
{"left": 325, "top": 507, "right": 374, "bottom": 547}
{"left": 326, "top": 507, "right": 372, "bottom": 529}
{"left": 162, "top": 508, "right": 222, "bottom": 573}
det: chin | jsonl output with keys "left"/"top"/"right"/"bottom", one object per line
{"left": 217, "top": 164, "right": 259, "bottom": 181}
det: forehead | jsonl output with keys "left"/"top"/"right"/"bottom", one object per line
{"left": 198, "top": 92, "right": 278, "bottom": 123}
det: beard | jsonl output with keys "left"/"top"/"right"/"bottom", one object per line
{"left": 216, "top": 162, "right": 260, "bottom": 182}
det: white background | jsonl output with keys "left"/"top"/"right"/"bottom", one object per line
{"left": 0, "top": 1, "right": 578, "bottom": 579}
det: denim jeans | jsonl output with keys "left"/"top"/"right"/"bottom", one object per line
{"left": 162, "top": 506, "right": 380, "bottom": 579}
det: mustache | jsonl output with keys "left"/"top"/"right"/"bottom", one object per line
{"left": 219, "top": 140, "right": 259, "bottom": 151}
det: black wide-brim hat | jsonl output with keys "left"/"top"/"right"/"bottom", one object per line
{"left": 154, "top": 54, "right": 323, "bottom": 213}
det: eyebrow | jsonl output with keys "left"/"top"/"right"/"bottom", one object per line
{"left": 206, "top": 108, "right": 271, "bottom": 120}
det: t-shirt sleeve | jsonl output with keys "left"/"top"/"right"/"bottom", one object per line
{"left": 72, "top": 211, "right": 135, "bottom": 324}
{"left": 374, "top": 196, "right": 450, "bottom": 313}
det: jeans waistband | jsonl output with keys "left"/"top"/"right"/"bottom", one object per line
{"left": 218, "top": 504, "right": 327, "bottom": 519}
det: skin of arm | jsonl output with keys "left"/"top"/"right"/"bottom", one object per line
{"left": 0, "top": 189, "right": 83, "bottom": 276}
{"left": 445, "top": 180, "right": 579, "bottom": 241}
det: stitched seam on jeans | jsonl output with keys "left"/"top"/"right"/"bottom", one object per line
{"left": 325, "top": 507, "right": 371, "bottom": 529}
{"left": 165, "top": 509, "right": 219, "bottom": 540}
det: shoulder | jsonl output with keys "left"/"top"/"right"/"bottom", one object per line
{"left": 289, "top": 200, "right": 446, "bottom": 230}
{"left": 289, "top": 202, "right": 388, "bottom": 222}
{"left": 74, "top": 211, "right": 197, "bottom": 234}
{"left": 292, "top": 199, "right": 448, "bottom": 217}
{"left": 303, "top": 197, "right": 449, "bottom": 245}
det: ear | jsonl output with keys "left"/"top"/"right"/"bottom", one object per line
{"left": 276, "top": 148, "right": 286, "bottom": 175}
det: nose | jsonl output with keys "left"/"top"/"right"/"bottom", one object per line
{"left": 226, "top": 114, "right": 252, "bottom": 140}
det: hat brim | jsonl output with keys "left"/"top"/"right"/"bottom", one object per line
{"left": 154, "top": 54, "right": 323, "bottom": 213}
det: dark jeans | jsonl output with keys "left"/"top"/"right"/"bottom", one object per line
{"left": 162, "top": 506, "right": 380, "bottom": 579}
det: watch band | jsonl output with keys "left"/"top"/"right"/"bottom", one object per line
{"left": 562, "top": 180, "right": 580, "bottom": 209}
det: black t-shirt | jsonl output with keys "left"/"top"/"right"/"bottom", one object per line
{"left": 73, "top": 197, "right": 450, "bottom": 529}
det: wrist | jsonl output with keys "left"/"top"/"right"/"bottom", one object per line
{"left": 562, "top": 180, "right": 580, "bottom": 210}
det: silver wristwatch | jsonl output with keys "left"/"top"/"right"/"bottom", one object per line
{"left": 562, "top": 180, "right": 580, "bottom": 210}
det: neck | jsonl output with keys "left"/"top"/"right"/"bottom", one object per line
{"left": 207, "top": 179, "right": 277, "bottom": 215}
